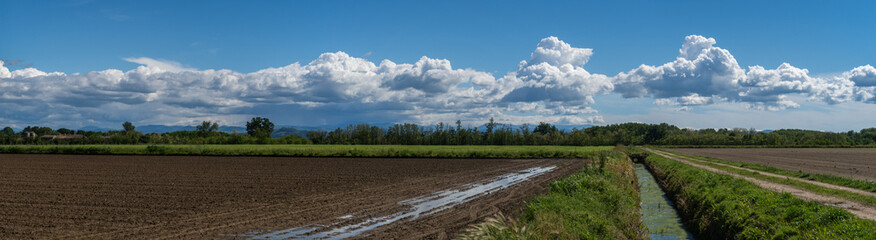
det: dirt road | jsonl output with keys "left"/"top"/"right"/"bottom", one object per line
{"left": 659, "top": 150, "right": 876, "bottom": 198}
{"left": 0, "top": 154, "right": 584, "bottom": 239}
{"left": 666, "top": 148, "right": 876, "bottom": 182}
{"left": 644, "top": 149, "right": 876, "bottom": 221}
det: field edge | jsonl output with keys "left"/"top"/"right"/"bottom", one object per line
{"left": 0, "top": 145, "right": 612, "bottom": 158}
{"left": 642, "top": 149, "right": 876, "bottom": 239}
{"left": 457, "top": 150, "right": 645, "bottom": 239}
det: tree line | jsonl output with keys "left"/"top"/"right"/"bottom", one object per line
{"left": 307, "top": 120, "right": 876, "bottom": 146}
{"left": 3, "top": 117, "right": 876, "bottom": 146}
{"left": 0, "top": 118, "right": 308, "bottom": 145}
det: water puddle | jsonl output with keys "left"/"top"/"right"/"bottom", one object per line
{"left": 635, "top": 163, "right": 694, "bottom": 240}
{"left": 242, "top": 166, "right": 557, "bottom": 239}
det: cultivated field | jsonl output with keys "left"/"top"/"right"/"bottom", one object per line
{"left": 0, "top": 154, "right": 583, "bottom": 239}
{"left": 666, "top": 148, "right": 876, "bottom": 181}
{"left": 0, "top": 145, "right": 609, "bottom": 158}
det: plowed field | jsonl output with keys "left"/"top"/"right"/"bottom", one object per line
{"left": 0, "top": 154, "right": 583, "bottom": 239}
{"left": 666, "top": 148, "right": 876, "bottom": 181}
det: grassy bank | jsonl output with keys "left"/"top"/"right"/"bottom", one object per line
{"left": 653, "top": 149, "right": 876, "bottom": 211}
{"left": 658, "top": 145, "right": 876, "bottom": 148}
{"left": 458, "top": 151, "right": 643, "bottom": 239}
{"left": 0, "top": 144, "right": 611, "bottom": 158}
{"left": 652, "top": 150, "right": 876, "bottom": 210}
{"left": 658, "top": 148, "right": 876, "bottom": 192}
{"left": 644, "top": 151, "right": 876, "bottom": 239}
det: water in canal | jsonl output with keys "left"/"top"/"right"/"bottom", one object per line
{"left": 634, "top": 163, "right": 694, "bottom": 240}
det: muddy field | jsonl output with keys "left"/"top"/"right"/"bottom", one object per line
{"left": 0, "top": 154, "right": 583, "bottom": 239}
{"left": 666, "top": 148, "right": 876, "bottom": 181}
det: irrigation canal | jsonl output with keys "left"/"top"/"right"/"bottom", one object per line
{"left": 635, "top": 163, "right": 694, "bottom": 240}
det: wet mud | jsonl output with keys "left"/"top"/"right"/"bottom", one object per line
{"left": 0, "top": 154, "right": 583, "bottom": 239}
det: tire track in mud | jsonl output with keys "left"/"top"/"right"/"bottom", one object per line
{"left": 644, "top": 149, "right": 876, "bottom": 221}
{"left": 148, "top": 159, "right": 579, "bottom": 240}
{"left": 68, "top": 174, "right": 463, "bottom": 239}
{"left": 0, "top": 154, "right": 583, "bottom": 239}
{"left": 150, "top": 161, "right": 535, "bottom": 238}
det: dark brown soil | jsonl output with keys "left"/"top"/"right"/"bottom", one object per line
{"left": 0, "top": 154, "right": 583, "bottom": 239}
{"left": 666, "top": 148, "right": 876, "bottom": 181}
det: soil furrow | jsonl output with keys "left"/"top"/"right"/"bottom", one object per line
{"left": 0, "top": 154, "right": 583, "bottom": 239}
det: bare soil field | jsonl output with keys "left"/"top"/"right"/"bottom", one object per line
{"left": 666, "top": 148, "right": 876, "bottom": 182}
{"left": 0, "top": 154, "right": 583, "bottom": 239}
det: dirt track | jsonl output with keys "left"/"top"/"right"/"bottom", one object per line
{"left": 666, "top": 148, "right": 876, "bottom": 181}
{"left": 659, "top": 149, "right": 876, "bottom": 198}
{"left": 646, "top": 149, "right": 876, "bottom": 221}
{"left": 0, "top": 154, "right": 583, "bottom": 239}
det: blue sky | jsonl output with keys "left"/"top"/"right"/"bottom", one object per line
{"left": 1, "top": 0, "right": 875, "bottom": 131}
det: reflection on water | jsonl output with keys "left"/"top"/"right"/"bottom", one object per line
{"left": 635, "top": 163, "right": 694, "bottom": 240}
{"left": 243, "top": 166, "right": 557, "bottom": 240}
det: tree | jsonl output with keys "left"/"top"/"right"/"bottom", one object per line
{"left": 485, "top": 117, "right": 496, "bottom": 134}
{"left": 246, "top": 117, "right": 274, "bottom": 138}
{"left": 306, "top": 130, "right": 328, "bottom": 144}
{"left": 22, "top": 126, "right": 57, "bottom": 135}
{"left": 534, "top": 122, "right": 558, "bottom": 135}
{"left": 0, "top": 126, "right": 13, "bottom": 136}
{"left": 57, "top": 128, "right": 75, "bottom": 135}
{"left": 197, "top": 121, "right": 219, "bottom": 132}
{"left": 123, "top": 121, "right": 136, "bottom": 133}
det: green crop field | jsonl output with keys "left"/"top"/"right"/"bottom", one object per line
{"left": 0, "top": 144, "right": 612, "bottom": 158}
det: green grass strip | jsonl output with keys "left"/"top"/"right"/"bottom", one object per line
{"left": 657, "top": 148, "right": 876, "bottom": 193}
{"left": 657, "top": 145, "right": 876, "bottom": 148}
{"left": 643, "top": 150, "right": 876, "bottom": 239}
{"left": 0, "top": 144, "right": 611, "bottom": 158}
{"left": 458, "top": 151, "right": 643, "bottom": 239}
{"left": 655, "top": 149, "right": 876, "bottom": 208}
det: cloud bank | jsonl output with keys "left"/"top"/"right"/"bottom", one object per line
{"left": 1, "top": 35, "right": 873, "bottom": 128}
{"left": 614, "top": 35, "right": 875, "bottom": 110}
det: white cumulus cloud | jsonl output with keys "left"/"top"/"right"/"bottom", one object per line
{"left": 123, "top": 57, "right": 196, "bottom": 72}
{"left": 501, "top": 36, "right": 613, "bottom": 104}
{"left": 613, "top": 35, "right": 744, "bottom": 100}
{"left": 844, "top": 65, "right": 876, "bottom": 87}
{"left": 0, "top": 38, "right": 611, "bottom": 128}
{"left": 612, "top": 35, "right": 875, "bottom": 110}
{"left": 1, "top": 35, "right": 873, "bottom": 129}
